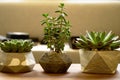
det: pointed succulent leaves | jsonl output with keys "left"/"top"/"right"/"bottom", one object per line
{"left": 76, "top": 31, "right": 120, "bottom": 51}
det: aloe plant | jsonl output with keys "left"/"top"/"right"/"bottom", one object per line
{"left": 41, "top": 3, "right": 71, "bottom": 53}
{"left": 75, "top": 31, "right": 120, "bottom": 51}
{"left": 0, "top": 39, "right": 34, "bottom": 53}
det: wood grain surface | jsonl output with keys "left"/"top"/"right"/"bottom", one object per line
{"left": 0, "top": 64, "right": 120, "bottom": 80}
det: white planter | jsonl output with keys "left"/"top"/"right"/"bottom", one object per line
{"left": 0, "top": 51, "right": 36, "bottom": 73}
{"left": 79, "top": 49, "right": 120, "bottom": 74}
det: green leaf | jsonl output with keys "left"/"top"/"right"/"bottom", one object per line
{"left": 42, "top": 14, "right": 49, "bottom": 17}
{"left": 103, "top": 31, "right": 114, "bottom": 42}
{"left": 110, "top": 40, "right": 120, "bottom": 50}
{"left": 41, "top": 21, "right": 46, "bottom": 25}
{"left": 100, "top": 32, "right": 106, "bottom": 42}
{"left": 63, "top": 12, "right": 68, "bottom": 16}
{"left": 80, "top": 35, "right": 87, "bottom": 43}
{"left": 86, "top": 31, "right": 96, "bottom": 44}
{"left": 112, "top": 36, "right": 119, "bottom": 41}
{"left": 55, "top": 10, "right": 61, "bottom": 13}
{"left": 59, "top": 3, "right": 64, "bottom": 8}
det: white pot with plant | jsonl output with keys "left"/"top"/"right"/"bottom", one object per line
{"left": 39, "top": 3, "right": 72, "bottom": 73}
{"left": 0, "top": 39, "right": 36, "bottom": 73}
{"left": 76, "top": 31, "right": 120, "bottom": 74}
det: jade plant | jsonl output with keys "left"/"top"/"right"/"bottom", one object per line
{"left": 75, "top": 31, "right": 120, "bottom": 51}
{"left": 41, "top": 3, "right": 71, "bottom": 53}
{"left": 0, "top": 39, "right": 34, "bottom": 53}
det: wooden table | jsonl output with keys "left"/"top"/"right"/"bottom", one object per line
{"left": 0, "top": 64, "right": 120, "bottom": 80}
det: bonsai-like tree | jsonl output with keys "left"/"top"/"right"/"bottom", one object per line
{"left": 41, "top": 3, "right": 71, "bottom": 53}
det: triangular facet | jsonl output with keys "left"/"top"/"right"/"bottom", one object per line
{"left": 1, "top": 66, "right": 13, "bottom": 72}
{"left": 80, "top": 50, "right": 96, "bottom": 68}
{"left": 18, "top": 65, "right": 34, "bottom": 72}
{"left": 83, "top": 53, "right": 112, "bottom": 73}
{"left": 98, "top": 52, "right": 118, "bottom": 72}
{"left": 8, "top": 66, "right": 24, "bottom": 72}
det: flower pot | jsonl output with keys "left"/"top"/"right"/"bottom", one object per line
{"left": 39, "top": 51, "right": 72, "bottom": 73}
{"left": 79, "top": 49, "right": 120, "bottom": 74}
{"left": 0, "top": 51, "right": 36, "bottom": 73}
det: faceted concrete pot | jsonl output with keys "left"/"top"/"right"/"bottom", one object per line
{"left": 39, "top": 51, "right": 72, "bottom": 73}
{"left": 0, "top": 51, "right": 36, "bottom": 73}
{"left": 79, "top": 49, "right": 120, "bottom": 74}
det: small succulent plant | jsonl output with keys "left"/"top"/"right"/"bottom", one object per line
{"left": 0, "top": 39, "right": 34, "bottom": 53}
{"left": 75, "top": 31, "right": 120, "bottom": 51}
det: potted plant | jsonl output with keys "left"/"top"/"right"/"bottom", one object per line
{"left": 76, "top": 31, "right": 120, "bottom": 74}
{"left": 39, "top": 3, "right": 72, "bottom": 73}
{"left": 0, "top": 39, "right": 36, "bottom": 73}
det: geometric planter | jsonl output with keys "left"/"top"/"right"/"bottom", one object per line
{"left": 0, "top": 51, "right": 36, "bottom": 73}
{"left": 79, "top": 49, "right": 120, "bottom": 74}
{"left": 39, "top": 51, "right": 72, "bottom": 73}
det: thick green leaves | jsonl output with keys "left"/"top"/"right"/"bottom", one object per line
{"left": 103, "top": 31, "right": 114, "bottom": 42}
{"left": 41, "top": 3, "right": 71, "bottom": 53}
{"left": 76, "top": 31, "right": 120, "bottom": 51}
{"left": 0, "top": 39, "right": 34, "bottom": 53}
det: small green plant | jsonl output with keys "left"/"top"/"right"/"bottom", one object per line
{"left": 41, "top": 3, "right": 71, "bottom": 53}
{"left": 75, "top": 31, "right": 120, "bottom": 51}
{"left": 0, "top": 39, "right": 34, "bottom": 53}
